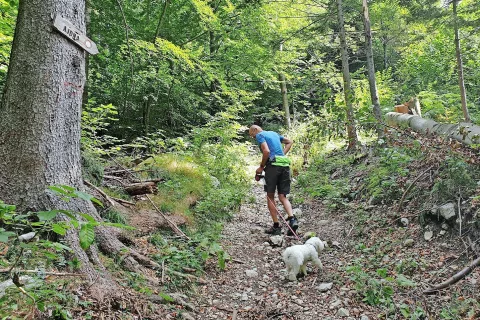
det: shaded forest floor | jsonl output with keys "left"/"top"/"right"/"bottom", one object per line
{"left": 3, "top": 134, "right": 480, "bottom": 319}
{"left": 191, "top": 145, "right": 480, "bottom": 319}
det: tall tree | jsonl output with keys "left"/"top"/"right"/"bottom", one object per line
{"left": 279, "top": 42, "right": 291, "bottom": 129}
{"left": 0, "top": 0, "right": 100, "bottom": 278}
{"left": 450, "top": 0, "right": 471, "bottom": 122}
{"left": 0, "top": 0, "right": 158, "bottom": 285}
{"left": 337, "top": 0, "right": 358, "bottom": 150}
{"left": 362, "top": 0, "right": 383, "bottom": 138}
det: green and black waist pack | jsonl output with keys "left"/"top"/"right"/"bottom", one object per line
{"left": 271, "top": 156, "right": 291, "bottom": 167}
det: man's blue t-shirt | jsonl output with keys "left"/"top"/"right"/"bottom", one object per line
{"left": 255, "top": 131, "right": 284, "bottom": 160}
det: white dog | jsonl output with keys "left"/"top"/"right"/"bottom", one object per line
{"left": 282, "top": 237, "right": 326, "bottom": 281}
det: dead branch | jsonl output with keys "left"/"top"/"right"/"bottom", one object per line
{"left": 84, "top": 180, "right": 116, "bottom": 207}
{"left": 103, "top": 175, "right": 127, "bottom": 185}
{"left": 85, "top": 180, "right": 135, "bottom": 208}
{"left": 225, "top": 257, "right": 245, "bottom": 264}
{"left": 457, "top": 195, "right": 462, "bottom": 237}
{"left": 146, "top": 194, "right": 190, "bottom": 240}
{"left": 105, "top": 169, "right": 150, "bottom": 175}
{"left": 424, "top": 256, "right": 480, "bottom": 294}
{"left": 182, "top": 267, "right": 196, "bottom": 273}
{"left": 396, "top": 166, "right": 434, "bottom": 215}
{"left": 110, "top": 197, "right": 135, "bottom": 206}
{"left": 161, "top": 260, "right": 165, "bottom": 283}
{"left": 166, "top": 268, "right": 208, "bottom": 284}
{"left": 131, "top": 178, "right": 165, "bottom": 184}
{"left": 105, "top": 155, "right": 188, "bottom": 239}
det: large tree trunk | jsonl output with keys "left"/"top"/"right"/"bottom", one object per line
{"left": 452, "top": 0, "right": 471, "bottom": 122}
{"left": 362, "top": 0, "right": 383, "bottom": 139}
{"left": 279, "top": 43, "right": 291, "bottom": 129}
{"left": 0, "top": 0, "right": 156, "bottom": 289}
{"left": 337, "top": 0, "right": 358, "bottom": 150}
{"left": 0, "top": 0, "right": 101, "bottom": 280}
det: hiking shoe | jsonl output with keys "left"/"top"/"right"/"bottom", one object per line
{"left": 286, "top": 215, "right": 298, "bottom": 236}
{"left": 265, "top": 225, "right": 282, "bottom": 235}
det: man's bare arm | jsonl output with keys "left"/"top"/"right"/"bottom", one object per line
{"left": 282, "top": 137, "right": 293, "bottom": 155}
{"left": 260, "top": 142, "right": 270, "bottom": 167}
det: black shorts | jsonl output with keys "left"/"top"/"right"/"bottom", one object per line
{"left": 264, "top": 164, "right": 291, "bottom": 195}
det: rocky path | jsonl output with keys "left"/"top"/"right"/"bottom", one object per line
{"left": 193, "top": 181, "right": 370, "bottom": 320}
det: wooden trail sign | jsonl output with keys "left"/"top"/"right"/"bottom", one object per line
{"left": 53, "top": 15, "right": 99, "bottom": 55}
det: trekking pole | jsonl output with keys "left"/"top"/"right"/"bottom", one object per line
{"left": 266, "top": 196, "right": 300, "bottom": 241}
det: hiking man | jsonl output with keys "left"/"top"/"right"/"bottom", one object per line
{"left": 249, "top": 125, "right": 298, "bottom": 235}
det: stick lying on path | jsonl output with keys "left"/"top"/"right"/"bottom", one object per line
{"left": 424, "top": 256, "right": 480, "bottom": 294}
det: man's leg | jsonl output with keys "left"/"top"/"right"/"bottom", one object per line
{"left": 265, "top": 193, "right": 281, "bottom": 235}
{"left": 264, "top": 165, "right": 281, "bottom": 234}
{"left": 278, "top": 193, "right": 293, "bottom": 218}
{"left": 277, "top": 167, "right": 297, "bottom": 235}
{"left": 267, "top": 192, "right": 279, "bottom": 223}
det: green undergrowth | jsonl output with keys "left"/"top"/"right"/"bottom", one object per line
{"left": 112, "top": 112, "right": 250, "bottom": 293}
{"left": 1, "top": 107, "right": 251, "bottom": 317}
{"left": 133, "top": 147, "right": 249, "bottom": 289}
{"left": 295, "top": 136, "right": 480, "bottom": 318}
{"left": 297, "top": 138, "right": 480, "bottom": 212}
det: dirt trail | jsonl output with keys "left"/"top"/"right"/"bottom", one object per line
{"left": 193, "top": 181, "right": 365, "bottom": 320}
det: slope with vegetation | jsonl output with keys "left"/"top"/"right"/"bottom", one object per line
{"left": 0, "top": 0, "right": 480, "bottom": 318}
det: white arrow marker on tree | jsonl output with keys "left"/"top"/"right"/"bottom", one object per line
{"left": 53, "top": 15, "right": 99, "bottom": 55}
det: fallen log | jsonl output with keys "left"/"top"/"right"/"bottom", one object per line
{"left": 125, "top": 182, "right": 157, "bottom": 196}
{"left": 385, "top": 112, "right": 480, "bottom": 145}
{"left": 131, "top": 178, "right": 165, "bottom": 184}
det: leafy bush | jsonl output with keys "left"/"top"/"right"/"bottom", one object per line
{"left": 81, "top": 103, "right": 123, "bottom": 156}
{"left": 365, "top": 147, "right": 413, "bottom": 203}
{"left": 432, "top": 156, "right": 477, "bottom": 202}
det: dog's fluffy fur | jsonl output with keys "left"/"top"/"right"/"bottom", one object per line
{"left": 282, "top": 237, "right": 326, "bottom": 281}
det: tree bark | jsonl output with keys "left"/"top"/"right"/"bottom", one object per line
{"left": 0, "top": 0, "right": 158, "bottom": 290}
{"left": 385, "top": 112, "right": 480, "bottom": 145}
{"left": 0, "top": 0, "right": 88, "bottom": 212}
{"left": 337, "top": 0, "right": 358, "bottom": 150}
{"left": 362, "top": 0, "right": 383, "bottom": 139}
{"left": 452, "top": 0, "right": 471, "bottom": 122}
{"left": 0, "top": 0, "right": 103, "bottom": 280}
{"left": 279, "top": 43, "right": 291, "bottom": 129}
{"left": 153, "top": 0, "right": 170, "bottom": 42}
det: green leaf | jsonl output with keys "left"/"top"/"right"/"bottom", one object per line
{"left": 78, "top": 212, "right": 96, "bottom": 223}
{"left": 159, "top": 292, "right": 174, "bottom": 302}
{"left": 102, "top": 222, "right": 135, "bottom": 230}
{"left": 0, "top": 229, "right": 16, "bottom": 242}
{"left": 217, "top": 250, "right": 226, "bottom": 270}
{"left": 79, "top": 224, "right": 95, "bottom": 250}
{"left": 397, "top": 274, "right": 416, "bottom": 287}
{"left": 37, "top": 210, "right": 59, "bottom": 221}
{"left": 75, "top": 191, "right": 103, "bottom": 207}
{"left": 49, "top": 185, "right": 75, "bottom": 196}
{"left": 52, "top": 224, "right": 67, "bottom": 236}
{"left": 51, "top": 242, "right": 72, "bottom": 252}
